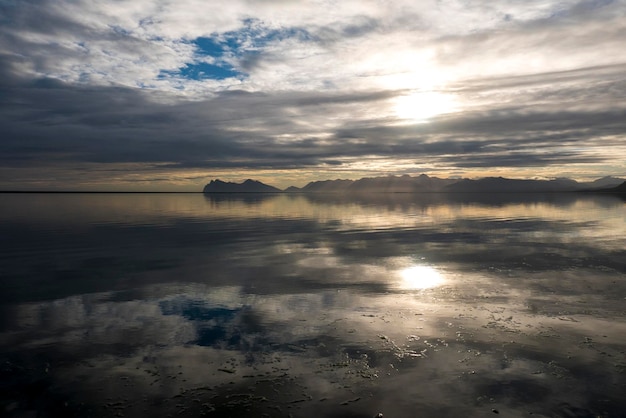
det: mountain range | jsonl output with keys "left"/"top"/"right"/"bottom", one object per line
{"left": 203, "top": 175, "right": 626, "bottom": 194}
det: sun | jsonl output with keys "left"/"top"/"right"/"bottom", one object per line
{"left": 393, "top": 91, "right": 457, "bottom": 123}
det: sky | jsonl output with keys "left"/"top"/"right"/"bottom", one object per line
{"left": 1, "top": 0, "right": 625, "bottom": 191}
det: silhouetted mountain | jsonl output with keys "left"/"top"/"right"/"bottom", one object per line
{"left": 412, "top": 173, "right": 459, "bottom": 191}
{"left": 203, "top": 179, "right": 281, "bottom": 193}
{"left": 348, "top": 174, "right": 456, "bottom": 193}
{"left": 592, "top": 181, "right": 626, "bottom": 194}
{"left": 287, "top": 179, "right": 354, "bottom": 193}
{"left": 578, "top": 176, "right": 625, "bottom": 190}
{"left": 287, "top": 174, "right": 456, "bottom": 193}
{"left": 283, "top": 186, "right": 303, "bottom": 193}
{"left": 444, "top": 177, "right": 582, "bottom": 193}
{"left": 614, "top": 181, "right": 626, "bottom": 193}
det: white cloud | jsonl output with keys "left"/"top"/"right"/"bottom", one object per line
{"left": 6, "top": 0, "right": 624, "bottom": 97}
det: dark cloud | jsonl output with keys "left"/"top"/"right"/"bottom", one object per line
{"left": 0, "top": 73, "right": 401, "bottom": 168}
{"left": 438, "top": 153, "right": 604, "bottom": 168}
{"left": 1, "top": 66, "right": 624, "bottom": 176}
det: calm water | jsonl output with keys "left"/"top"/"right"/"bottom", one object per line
{"left": 1, "top": 193, "right": 625, "bottom": 418}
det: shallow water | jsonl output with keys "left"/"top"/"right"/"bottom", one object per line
{"left": 1, "top": 192, "right": 625, "bottom": 417}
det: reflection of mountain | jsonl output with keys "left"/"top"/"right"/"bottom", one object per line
{"left": 203, "top": 193, "right": 278, "bottom": 205}
{"left": 296, "top": 189, "right": 598, "bottom": 209}
{"left": 203, "top": 179, "right": 281, "bottom": 193}
{"left": 204, "top": 175, "right": 626, "bottom": 194}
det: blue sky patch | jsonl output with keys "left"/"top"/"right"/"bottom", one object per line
{"left": 158, "top": 35, "right": 242, "bottom": 81}
{"left": 194, "top": 36, "right": 240, "bottom": 56}
{"left": 180, "top": 62, "right": 239, "bottom": 80}
{"left": 158, "top": 20, "right": 313, "bottom": 82}
{"left": 158, "top": 60, "right": 240, "bottom": 81}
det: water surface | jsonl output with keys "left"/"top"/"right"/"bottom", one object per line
{"left": 1, "top": 193, "right": 625, "bottom": 417}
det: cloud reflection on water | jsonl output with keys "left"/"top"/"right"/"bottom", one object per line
{"left": 0, "top": 192, "right": 625, "bottom": 417}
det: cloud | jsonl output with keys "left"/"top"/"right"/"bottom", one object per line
{"left": 4, "top": 0, "right": 622, "bottom": 93}
{"left": 1, "top": 0, "right": 625, "bottom": 189}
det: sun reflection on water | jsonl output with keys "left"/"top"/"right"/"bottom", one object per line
{"left": 399, "top": 265, "right": 444, "bottom": 290}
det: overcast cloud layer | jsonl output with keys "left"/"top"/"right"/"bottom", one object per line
{"left": 1, "top": 0, "right": 625, "bottom": 190}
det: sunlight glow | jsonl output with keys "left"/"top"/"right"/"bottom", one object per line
{"left": 399, "top": 265, "right": 444, "bottom": 290}
{"left": 393, "top": 91, "right": 457, "bottom": 123}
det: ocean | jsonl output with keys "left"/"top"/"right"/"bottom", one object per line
{"left": 1, "top": 192, "right": 625, "bottom": 417}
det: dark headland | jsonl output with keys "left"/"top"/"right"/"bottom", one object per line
{"left": 203, "top": 179, "right": 282, "bottom": 193}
